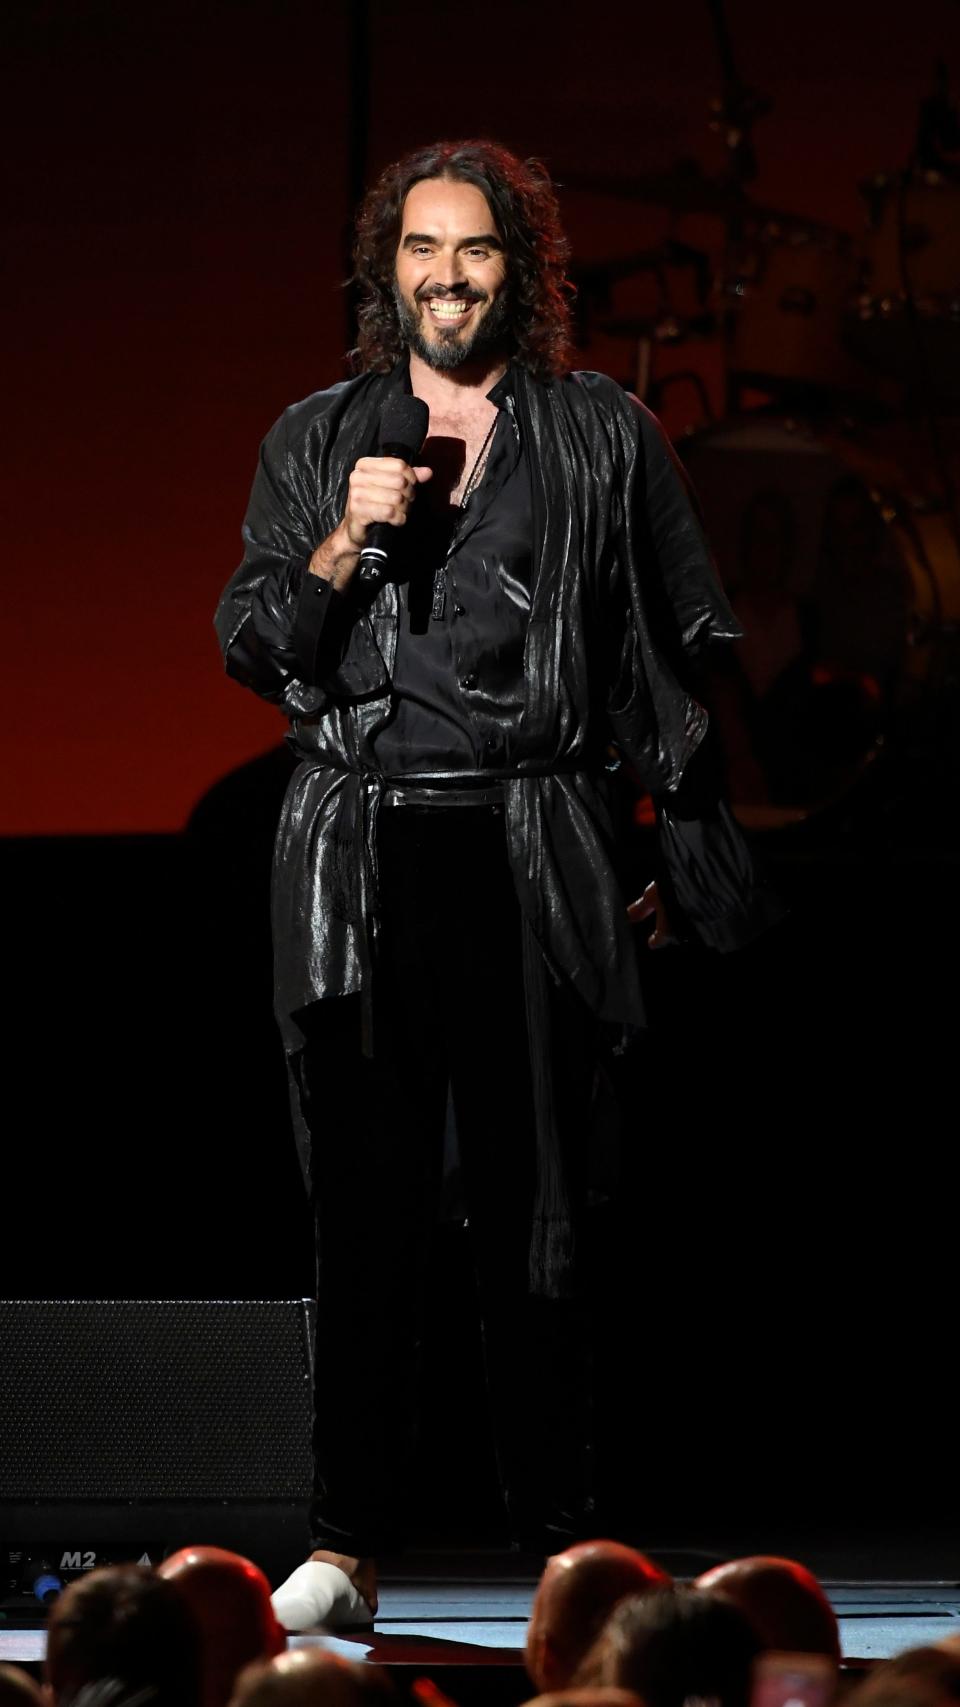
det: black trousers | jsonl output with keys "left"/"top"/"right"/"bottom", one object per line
{"left": 297, "top": 803, "right": 597, "bottom": 1557}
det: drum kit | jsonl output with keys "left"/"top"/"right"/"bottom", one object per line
{"left": 571, "top": 65, "right": 960, "bottom": 831}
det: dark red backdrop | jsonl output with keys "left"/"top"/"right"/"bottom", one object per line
{"left": 7, "top": 0, "right": 957, "bottom": 832}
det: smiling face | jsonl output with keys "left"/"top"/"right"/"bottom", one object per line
{"left": 393, "top": 175, "right": 511, "bottom": 371}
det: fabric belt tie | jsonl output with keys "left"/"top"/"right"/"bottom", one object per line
{"left": 381, "top": 780, "right": 505, "bottom": 808}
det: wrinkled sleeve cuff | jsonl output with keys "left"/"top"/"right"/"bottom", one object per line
{"left": 656, "top": 798, "right": 788, "bottom": 952}
{"left": 292, "top": 571, "right": 350, "bottom": 684}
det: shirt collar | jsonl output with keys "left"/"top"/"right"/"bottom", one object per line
{"left": 392, "top": 354, "right": 517, "bottom": 408}
{"left": 486, "top": 364, "right": 516, "bottom": 406}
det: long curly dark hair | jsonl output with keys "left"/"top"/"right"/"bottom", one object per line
{"left": 351, "top": 138, "right": 574, "bottom": 380}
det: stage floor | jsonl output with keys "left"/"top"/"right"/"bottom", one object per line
{"left": 3, "top": 1555, "right": 959, "bottom": 1675}
{"left": 312, "top": 1570, "right": 960, "bottom": 1668}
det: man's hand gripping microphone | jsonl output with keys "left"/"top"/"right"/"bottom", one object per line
{"left": 357, "top": 395, "right": 431, "bottom": 589}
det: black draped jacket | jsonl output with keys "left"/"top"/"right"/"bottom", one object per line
{"left": 215, "top": 360, "right": 778, "bottom": 1288}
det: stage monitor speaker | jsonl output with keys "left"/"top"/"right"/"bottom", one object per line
{"left": 0, "top": 1299, "right": 314, "bottom": 1596}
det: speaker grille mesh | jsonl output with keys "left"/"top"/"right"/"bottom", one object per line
{"left": 0, "top": 1300, "right": 313, "bottom": 1500}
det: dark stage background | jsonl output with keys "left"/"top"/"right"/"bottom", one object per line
{"left": 8, "top": 0, "right": 960, "bottom": 834}
{"left": 5, "top": 0, "right": 960, "bottom": 1546}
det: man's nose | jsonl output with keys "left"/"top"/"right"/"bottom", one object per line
{"left": 431, "top": 249, "right": 467, "bottom": 289}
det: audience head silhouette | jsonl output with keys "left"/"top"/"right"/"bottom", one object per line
{"left": 158, "top": 1547, "right": 285, "bottom": 1707}
{"left": 228, "top": 1650, "right": 393, "bottom": 1707}
{"left": 525, "top": 1541, "right": 672, "bottom": 1693}
{"left": 521, "top": 1691, "right": 646, "bottom": 1707}
{"left": 577, "top": 1585, "right": 760, "bottom": 1707}
{"left": 845, "top": 1646, "right": 960, "bottom": 1707}
{"left": 44, "top": 1565, "right": 200, "bottom": 1707}
{"left": 0, "top": 1667, "right": 42, "bottom": 1707}
{"left": 696, "top": 1556, "right": 841, "bottom": 1663}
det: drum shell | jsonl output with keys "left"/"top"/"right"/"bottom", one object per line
{"left": 730, "top": 226, "right": 873, "bottom": 397}
{"left": 679, "top": 415, "right": 960, "bottom": 814}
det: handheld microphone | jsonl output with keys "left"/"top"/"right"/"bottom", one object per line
{"left": 357, "top": 394, "right": 430, "bottom": 587}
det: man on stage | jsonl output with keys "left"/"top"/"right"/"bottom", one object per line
{"left": 215, "top": 138, "right": 777, "bottom": 1630}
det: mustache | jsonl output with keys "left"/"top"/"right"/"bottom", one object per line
{"left": 415, "top": 286, "right": 486, "bottom": 303}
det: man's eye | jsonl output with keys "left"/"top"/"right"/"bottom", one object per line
{"left": 466, "top": 249, "right": 489, "bottom": 259}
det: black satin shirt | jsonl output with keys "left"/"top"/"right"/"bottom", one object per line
{"left": 291, "top": 369, "right": 529, "bottom": 775}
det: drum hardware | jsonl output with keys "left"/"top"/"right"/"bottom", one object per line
{"left": 704, "top": 0, "right": 772, "bottom": 189}
{"left": 844, "top": 159, "right": 960, "bottom": 398}
{"left": 561, "top": 0, "right": 889, "bottom": 417}
{"left": 648, "top": 370, "right": 716, "bottom": 426}
{"left": 557, "top": 21, "right": 960, "bottom": 836}
{"left": 571, "top": 242, "right": 717, "bottom": 402}
{"left": 597, "top": 311, "right": 719, "bottom": 345}
{"left": 572, "top": 246, "right": 675, "bottom": 297}
{"left": 563, "top": 244, "right": 707, "bottom": 353}
{"left": 572, "top": 242, "right": 714, "bottom": 331}
{"left": 916, "top": 58, "right": 960, "bottom": 178}
{"left": 559, "top": 160, "right": 754, "bottom": 219}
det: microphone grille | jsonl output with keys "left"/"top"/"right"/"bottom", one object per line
{"left": 379, "top": 393, "right": 429, "bottom": 456}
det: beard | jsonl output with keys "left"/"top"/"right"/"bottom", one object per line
{"left": 393, "top": 281, "right": 513, "bottom": 371}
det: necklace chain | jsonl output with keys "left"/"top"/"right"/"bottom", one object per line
{"left": 458, "top": 413, "right": 499, "bottom": 510}
{"left": 430, "top": 413, "right": 499, "bottom": 620}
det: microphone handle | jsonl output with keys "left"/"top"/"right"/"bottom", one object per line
{"left": 357, "top": 437, "right": 422, "bottom": 587}
{"left": 357, "top": 531, "right": 390, "bottom": 586}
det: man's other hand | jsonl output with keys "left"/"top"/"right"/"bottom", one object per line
{"left": 627, "top": 880, "right": 676, "bottom": 949}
